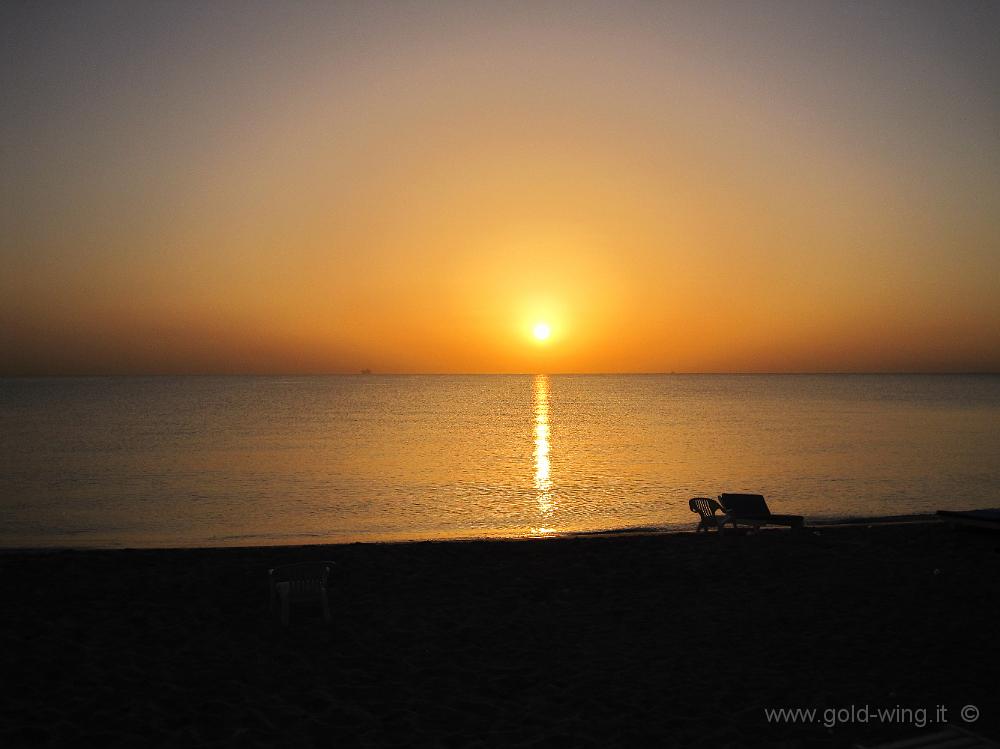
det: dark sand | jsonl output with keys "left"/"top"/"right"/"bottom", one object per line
{"left": 3, "top": 522, "right": 998, "bottom": 747}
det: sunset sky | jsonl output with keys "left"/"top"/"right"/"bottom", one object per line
{"left": 3, "top": 1, "right": 998, "bottom": 374}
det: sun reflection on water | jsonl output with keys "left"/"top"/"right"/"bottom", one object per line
{"left": 533, "top": 374, "right": 554, "bottom": 523}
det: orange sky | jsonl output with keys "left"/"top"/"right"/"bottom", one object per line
{"left": 3, "top": 2, "right": 999, "bottom": 374}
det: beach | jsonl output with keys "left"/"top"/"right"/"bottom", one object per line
{"left": 4, "top": 521, "right": 998, "bottom": 748}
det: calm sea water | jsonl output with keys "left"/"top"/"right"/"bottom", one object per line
{"left": 1, "top": 375, "right": 998, "bottom": 548}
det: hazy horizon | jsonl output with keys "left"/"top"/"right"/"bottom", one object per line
{"left": 4, "top": 1, "right": 999, "bottom": 376}
{"left": 4, "top": 370, "right": 1000, "bottom": 379}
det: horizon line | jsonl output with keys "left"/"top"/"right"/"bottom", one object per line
{"left": 3, "top": 370, "right": 998, "bottom": 378}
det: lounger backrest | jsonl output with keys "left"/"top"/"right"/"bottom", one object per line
{"left": 689, "top": 497, "right": 722, "bottom": 519}
{"left": 719, "top": 493, "right": 771, "bottom": 517}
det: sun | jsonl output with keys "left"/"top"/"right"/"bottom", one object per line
{"left": 532, "top": 322, "right": 552, "bottom": 341}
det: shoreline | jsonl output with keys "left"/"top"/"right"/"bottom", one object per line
{"left": 0, "top": 512, "right": 947, "bottom": 554}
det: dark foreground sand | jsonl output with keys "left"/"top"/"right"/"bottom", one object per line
{"left": 3, "top": 522, "right": 999, "bottom": 748}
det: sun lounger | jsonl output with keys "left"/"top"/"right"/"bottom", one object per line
{"left": 936, "top": 508, "right": 1000, "bottom": 531}
{"left": 718, "top": 493, "right": 804, "bottom": 531}
{"left": 268, "top": 561, "right": 337, "bottom": 625}
{"left": 689, "top": 497, "right": 730, "bottom": 533}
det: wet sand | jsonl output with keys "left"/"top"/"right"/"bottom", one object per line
{"left": 3, "top": 522, "right": 998, "bottom": 747}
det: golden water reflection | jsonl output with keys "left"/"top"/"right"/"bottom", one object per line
{"left": 533, "top": 374, "right": 554, "bottom": 522}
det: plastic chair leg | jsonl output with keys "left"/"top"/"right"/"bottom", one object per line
{"left": 281, "top": 590, "right": 291, "bottom": 626}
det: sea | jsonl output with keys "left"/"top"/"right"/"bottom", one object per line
{"left": 1, "top": 374, "right": 998, "bottom": 548}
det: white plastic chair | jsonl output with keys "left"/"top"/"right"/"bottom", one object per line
{"left": 268, "top": 561, "right": 336, "bottom": 625}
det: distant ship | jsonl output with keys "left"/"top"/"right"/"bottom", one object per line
{"left": 360, "top": 368, "right": 373, "bottom": 375}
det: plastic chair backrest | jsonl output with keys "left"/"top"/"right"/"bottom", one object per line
{"left": 269, "top": 561, "right": 335, "bottom": 586}
{"left": 689, "top": 497, "right": 723, "bottom": 521}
